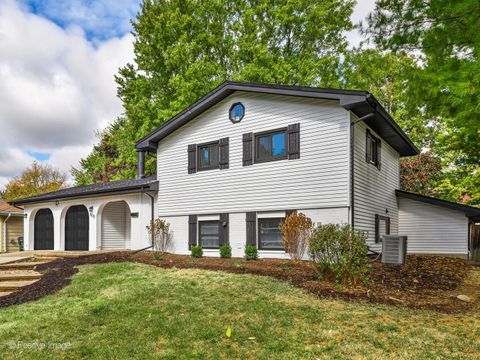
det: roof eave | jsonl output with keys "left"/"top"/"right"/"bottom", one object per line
{"left": 396, "top": 190, "right": 480, "bottom": 219}
{"left": 135, "top": 81, "right": 419, "bottom": 157}
{"left": 11, "top": 182, "right": 159, "bottom": 206}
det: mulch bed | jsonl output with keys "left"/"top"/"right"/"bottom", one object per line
{"left": 0, "top": 252, "right": 474, "bottom": 313}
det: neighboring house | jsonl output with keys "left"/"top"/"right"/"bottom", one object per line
{"left": 11, "top": 82, "right": 480, "bottom": 259}
{"left": 0, "top": 201, "right": 24, "bottom": 253}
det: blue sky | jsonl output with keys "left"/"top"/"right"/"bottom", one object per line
{"left": 0, "top": 0, "right": 374, "bottom": 188}
{"left": 19, "top": 0, "right": 141, "bottom": 41}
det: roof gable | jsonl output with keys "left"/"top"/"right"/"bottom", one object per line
{"left": 136, "top": 81, "right": 419, "bottom": 156}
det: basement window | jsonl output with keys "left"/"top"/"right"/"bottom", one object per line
{"left": 199, "top": 221, "right": 220, "bottom": 248}
{"left": 375, "top": 214, "right": 390, "bottom": 243}
{"left": 258, "top": 218, "right": 284, "bottom": 250}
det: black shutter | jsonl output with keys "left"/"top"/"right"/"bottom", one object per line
{"left": 188, "top": 215, "right": 197, "bottom": 248}
{"left": 366, "top": 129, "right": 372, "bottom": 163}
{"left": 188, "top": 144, "right": 197, "bottom": 174}
{"left": 375, "top": 214, "right": 380, "bottom": 243}
{"left": 219, "top": 213, "right": 229, "bottom": 245}
{"left": 376, "top": 139, "right": 382, "bottom": 170}
{"left": 246, "top": 212, "right": 256, "bottom": 246}
{"left": 386, "top": 216, "right": 390, "bottom": 234}
{"left": 219, "top": 137, "right": 229, "bottom": 169}
{"left": 243, "top": 133, "right": 253, "bottom": 166}
{"left": 287, "top": 123, "right": 300, "bottom": 160}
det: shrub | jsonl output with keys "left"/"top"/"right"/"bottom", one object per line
{"left": 191, "top": 245, "right": 203, "bottom": 258}
{"left": 147, "top": 218, "right": 174, "bottom": 253}
{"left": 220, "top": 244, "right": 232, "bottom": 258}
{"left": 280, "top": 212, "right": 314, "bottom": 261}
{"left": 244, "top": 245, "right": 258, "bottom": 260}
{"left": 308, "top": 224, "right": 369, "bottom": 286}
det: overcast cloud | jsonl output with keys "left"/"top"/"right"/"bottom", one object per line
{"left": 0, "top": 0, "right": 375, "bottom": 190}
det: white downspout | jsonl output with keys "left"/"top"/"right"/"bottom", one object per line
{"left": 4, "top": 213, "right": 11, "bottom": 253}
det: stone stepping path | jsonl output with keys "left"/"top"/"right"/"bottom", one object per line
{"left": 0, "top": 261, "right": 50, "bottom": 271}
{"left": 0, "top": 258, "right": 55, "bottom": 297}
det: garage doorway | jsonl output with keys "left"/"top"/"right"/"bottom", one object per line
{"left": 470, "top": 223, "right": 480, "bottom": 261}
{"left": 101, "top": 201, "right": 131, "bottom": 249}
{"left": 65, "top": 205, "right": 89, "bottom": 251}
{"left": 34, "top": 209, "right": 54, "bottom": 250}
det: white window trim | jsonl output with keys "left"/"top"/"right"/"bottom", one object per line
{"left": 257, "top": 211, "right": 286, "bottom": 219}
{"left": 197, "top": 214, "right": 220, "bottom": 221}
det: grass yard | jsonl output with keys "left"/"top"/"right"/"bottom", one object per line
{"left": 0, "top": 262, "right": 479, "bottom": 359}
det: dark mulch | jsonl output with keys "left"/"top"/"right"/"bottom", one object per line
{"left": 0, "top": 252, "right": 474, "bottom": 313}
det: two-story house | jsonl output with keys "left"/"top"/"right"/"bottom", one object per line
{"left": 12, "top": 82, "right": 480, "bottom": 259}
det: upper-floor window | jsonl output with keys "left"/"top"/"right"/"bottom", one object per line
{"left": 229, "top": 102, "right": 245, "bottom": 123}
{"left": 255, "top": 128, "right": 287, "bottom": 163}
{"left": 198, "top": 141, "right": 219, "bottom": 171}
{"left": 366, "top": 129, "right": 381, "bottom": 169}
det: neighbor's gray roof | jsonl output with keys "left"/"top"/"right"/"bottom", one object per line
{"left": 10, "top": 176, "right": 158, "bottom": 206}
{"left": 136, "top": 81, "right": 419, "bottom": 156}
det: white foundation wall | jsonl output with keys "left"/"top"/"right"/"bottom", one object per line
{"left": 162, "top": 207, "right": 349, "bottom": 259}
{"left": 23, "top": 192, "right": 155, "bottom": 251}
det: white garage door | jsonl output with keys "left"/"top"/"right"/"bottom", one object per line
{"left": 101, "top": 201, "right": 131, "bottom": 249}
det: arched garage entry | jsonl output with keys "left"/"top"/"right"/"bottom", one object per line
{"left": 34, "top": 209, "right": 54, "bottom": 250}
{"left": 101, "top": 201, "right": 131, "bottom": 249}
{"left": 65, "top": 205, "right": 89, "bottom": 251}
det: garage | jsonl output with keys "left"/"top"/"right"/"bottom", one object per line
{"left": 397, "top": 190, "right": 480, "bottom": 259}
{"left": 65, "top": 205, "right": 89, "bottom": 251}
{"left": 34, "top": 208, "right": 54, "bottom": 250}
{"left": 101, "top": 201, "right": 131, "bottom": 249}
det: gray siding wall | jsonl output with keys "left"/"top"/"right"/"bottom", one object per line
{"left": 157, "top": 92, "right": 351, "bottom": 215}
{"left": 352, "top": 114, "right": 400, "bottom": 250}
{"left": 398, "top": 198, "right": 468, "bottom": 255}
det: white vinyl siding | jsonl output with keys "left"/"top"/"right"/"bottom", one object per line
{"left": 157, "top": 92, "right": 351, "bottom": 215}
{"left": 398, "top": 198, "right": 468, "bottom": 256}
{"left": 352, "top": 115, "right": 400, "bottom": 250}
{"left": 101, "top": 201, "right": 131, "bottom": 249}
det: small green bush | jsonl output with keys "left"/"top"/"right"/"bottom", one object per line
{"left": 308, "top": 224, "right": 370, "bottom": 286}
{"left": 220, "top": 244, "right": 232, "bottom": 258}
{"left": 153, "top": 252, "right": 162, "bottom": 261}
{"left": 191, "top": 245, "right": 203, "bottom": 258}
{"left": 244, "top": 245, "right": 258, "bottom": 260}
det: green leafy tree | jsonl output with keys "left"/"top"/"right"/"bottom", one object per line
{"left": 74, "top": 0, "right": 355, "bottom": 184}
{"left": 363, "top": 0, "right": 480, "bottom": 205}
{"left": 341, "top": 49, "right": 436, "bottom": 149}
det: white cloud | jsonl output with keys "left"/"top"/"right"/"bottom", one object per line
{"left": 0, "top": 0, "right": 134, "bottom": 189}
{"left": 0, "top": 0, "right": 376, "bottom": 191}
{"left": 346, "top": 0, "right": 377, "bottom": 48}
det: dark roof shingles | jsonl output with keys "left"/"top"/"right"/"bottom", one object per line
{"left": 11, "top": 176, "right": 157, "bottom": 205}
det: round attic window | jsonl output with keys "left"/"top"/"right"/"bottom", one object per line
{"left": 229, "top": 102, "right": 245, "bottom": 123}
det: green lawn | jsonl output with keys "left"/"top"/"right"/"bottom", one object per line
{"left": 0, "top": 262, "right": 478, "bottom": 359}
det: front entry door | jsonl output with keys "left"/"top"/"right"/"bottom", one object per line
{"left": 65, "top": 205, "right": 89, "bottom": 251}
